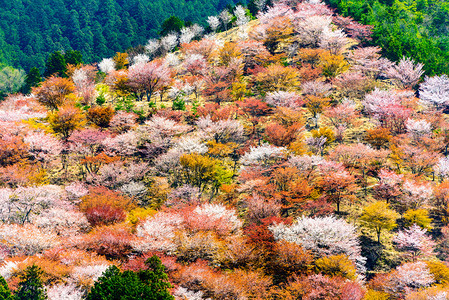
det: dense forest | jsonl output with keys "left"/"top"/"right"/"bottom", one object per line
{"left": 0, "top": 0, "right": 239, "bottom": 71}
{"left": 325, "top": 0, "right": 449, "bottom": 75}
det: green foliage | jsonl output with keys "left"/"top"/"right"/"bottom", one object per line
{"left": 160, "top": 16, "right": 185, "bottom": 36}
{"left": 43, "top": 51, "right": 67, "bottom": 78}
{"left": 360, "top": 201, "right": 399, "bottom": 243}
{"left": 23, "top": 67, "right": 42, "bottom": 94}
{"left": 115, "top": 97, "right": 135, "bottom": 112}
{"left": 86, "top": 256, "right": 174, "bottom": 300}
{"left": 325, "top": 0, "right": 449, "bottom": 75}
{"left": 0, "top": 66, "right": 25, "bottom": 99}
{"left": 96, "top": 94, "right": 106, "bottom": 106}
{"left": 0, "top": 276, "right": 12, "bottom": 300}
{"left": 172, "top": 96, "right": 186, "bottom": 111}
{"left": 64, "top": 50, "right": 83, "bottom": 66}
{"left": 0, "top": 0, "right": 239, "bottom": 72}
{"left": 14, "top": 265, "right": 47, "bottom": 300}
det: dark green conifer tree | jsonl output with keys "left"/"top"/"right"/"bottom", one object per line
{"left": 43, "top": 51, "right": 66, "bottom": 78}
{"left": 0, "top": 276, "right": 12, "bottom": 300}
{"left": 159, "top": 16, "right": 184, "bottom": 36}
{"left": 14, "top": 265, "right": 47, "bottom": 300}
{"left": 64, "top": 50, "right": 83, "bottom": 66}
{"left": 22, "top": 67, "right": 42, "bottom": 94}
{"left": 86, "top": 255, "right": 174, "bottom": 300}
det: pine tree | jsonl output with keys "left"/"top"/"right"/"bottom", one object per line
{"left": 22, "top": 67, "right": 41, "bottom": 94}
{"left": 14, "top": 265, "right": 47, "bottom": 300}
{"left": 86, "top": 255, "right": 174, "bottom": 300}
{"left": 64, "top": 50, "right": 83, "bottom": 66}
{"left": 159, "top": 16, "right": 184, "bottom": 36}
{"left": 0, "top": 276, "right": 12, "bottom": 300}
{"left": 43, "top": 51, "right": 66, "bottom": 78}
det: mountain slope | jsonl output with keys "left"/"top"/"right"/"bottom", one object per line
{"left": 0, "top": 0, "right": 238, "bottom": 71}
{"left": 325, "top": 0, "right": 449, "bottom": 75}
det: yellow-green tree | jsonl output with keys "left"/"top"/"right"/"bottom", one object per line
{"left": 314, "top": 254, "right": 357, "bottom": 280}
{"left": 360, "top": 201, "right": 399, "bottom": 243}
{"left": 403, "top": 209, "right": 433, "bottom": 230}
{"left": 48, "top": 105, "right": 86, "bottom": 139}
{"left": 254, "top": 64, "right": 300, "bottom": 94}
{"left": 179, "top": 153, "right": 232, "bottom": 193}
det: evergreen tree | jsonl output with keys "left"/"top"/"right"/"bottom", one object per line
{"left": 43, "top": 51, "right": 66, "bottom": 78}
{"left": 159, "top": 16, "right": 184, "bottom": 36}
{"left": 0, "top": 276, "right": 12, "bottom": 300}
{"left": 64, "top": 50, "right": 83, "bottom": 66}
{"left": 14, "top": 265, "right": 47, "bottom": 300}
{"left": 86, "top": 255, "right": 174, "bottom": 300}
{"left": 22, "top": 67, "right": 42, "bottom": 94}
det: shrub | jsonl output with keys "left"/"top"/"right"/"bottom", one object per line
{"left": 87, "top": 106, "right": 115, "bottom": 128}
{"left": 314, "top": 254, "right": 357, "bottom": 280}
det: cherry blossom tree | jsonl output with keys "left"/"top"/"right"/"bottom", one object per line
{"left": 32, "top": 207, "right": 89, "bottom": 236}
{"left": 419, "top": 74, "right": 449, "bottom": 110}
{"left": 24, "top": 132, "right": 63, "bottom": 164}
{"left": 386, "top": 262, "right": 435, "bottom": 297}
{"left": 207, "top": 16, "right": 220, "bottom": 32}
{"left": 160, "top": 33, "right": 178, "bottom": 53}
{"left": 68, "top": 128, "right": 110, "bottom": 156}
{"left": 197, "top": 116, "right": 244, "bottom": 144}
{"left": 0, "top": 185, "right": 64, "bottom": 224}
{"left": 219, "top": 9, "right": 232, "bottom": 31}
{"left": 127, "top": 61, "right": 172, "bottom": 102}
{"left": 400, "top": 180, "right": 433, "bottom": 210}
{"left": 363, "top": 88, "right": 412, "bottom": 133}
{"left": 0, "top": 223, "right": 59, "bottom": 256}
{"left": 319, "top": 27, "right": 349, "bottom": 55}
{"left": 98, "top": 58, "right": 116, "bottom": 73}
{"left": 385, "top": 57, "right": 424, "bottom": 89}
{"left": 265, "top": 91, "right": 302, "bottom": 109}
{"left": 394, "top": 224, "right": 436, "bottom": 262}
{"left": 72, "top": 66, "right": 97, "bottom": 105}
{"left": 234, "top": 5, "right": 250, "bottom": 27}
{"left": 270, "top": 215, "right": 365, "bottom": 271}
{"left": 102, "top": 131, "right": 139, "bottom": 156}
{"left": 374, "top": 169, "right": 404, "bottom": 203}
{"left": 134, "top": 212, "right": 185, "bottom": 253}
{"left": 406, "top": 118, "right": 432, "bottom": 139}
{"left": 347, "top": 46, "right": 392, "bottom": 77}
{"left": 240, "top": 143, "right": 286, "bottom": 166}
{"left": 434, "top": 157, "right": 449, "bottom": 181}
{"left": 109, "top": 111, "right": 137, "bottom": 133}
{"left": 46, "top": 283, "right": 84, "bottom": 300}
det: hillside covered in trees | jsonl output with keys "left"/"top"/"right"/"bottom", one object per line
{"left": 325, "top": 0, "right": 449, "bottom": 75}
{"left": 0, "top": 0, "right": 239, "bottom": 71}
{"left": 2, "top": 0, "right": 449, "bottom": 299}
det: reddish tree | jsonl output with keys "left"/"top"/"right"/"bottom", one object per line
{"left": 0, "top": 134, "right": 28, "bottom": 167}
{"left": 87, "top": 106, "right": 115, "bottom": 128}
{"left": 237, "top": 97, "right": 272, "bottom": 137}
{"left": 32, "top": 76, "right": 75, "bottom": 110}
{"left": 264, "top": 122, "right": 302, "bottom": 147}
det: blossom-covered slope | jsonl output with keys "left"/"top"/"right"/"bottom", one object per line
{"left": 1, "top": 0, "right": 449, "bottom": 299}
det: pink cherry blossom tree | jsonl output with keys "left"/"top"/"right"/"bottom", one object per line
{"left": 127, "top": 61, "right": 172, "bottom": 102}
